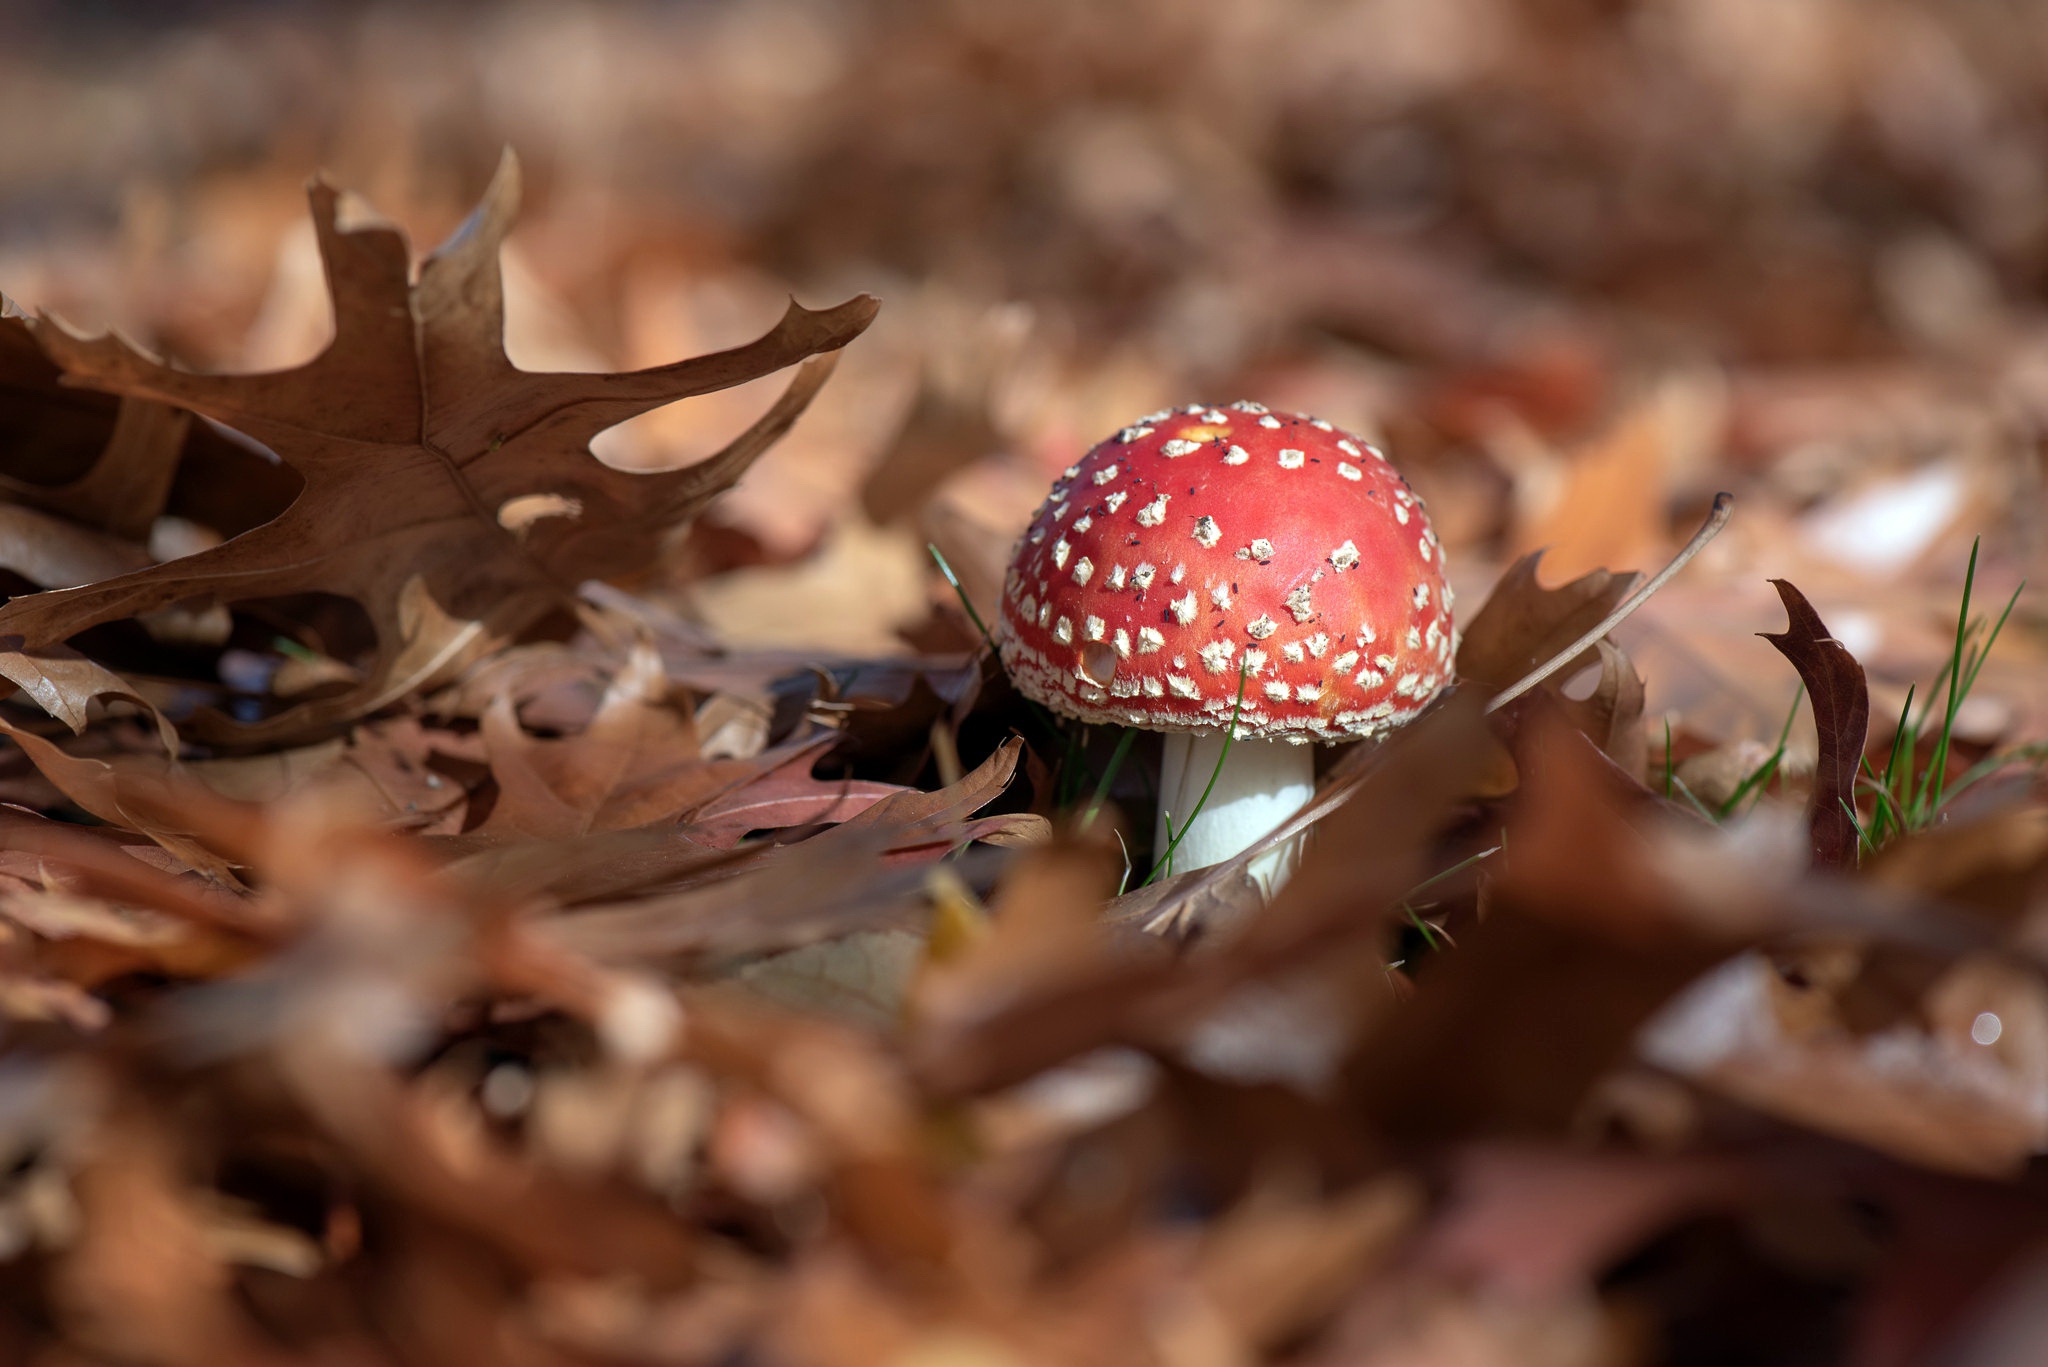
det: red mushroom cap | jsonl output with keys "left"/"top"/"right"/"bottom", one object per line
{"left": 995, "top": 402, "right": 1453, "bottom": 743}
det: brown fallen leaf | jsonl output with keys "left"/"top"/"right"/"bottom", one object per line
{"left": 0, "top": 874, "right": 259, "bottom": 990}
{"left": 1500, "top": 379, "right": 1713, "bottom": 584}
{"left": 539, "top": 829, "right": 930, "bottom": 971}
{"left": 828, "top": 735, "right": 1046, "bottom": 862}
{"left": 473, "top": 642, "right": 731, "bottom": 839}
{"left": 0, "top": 503, "right": 150, "bottom": 592}
{"left": 0, "top": 808, "right": 259, "bottom": 937}
{"left": 1760, "top": 579, "right": 1871, "bottom": 869}
{"left": 1555, "top": 638, "right": 1649, "bottom": 782}
{"left": 686, "top": 767, "right": 910, "bottom": 849}
{"left": 2, "top": 152, "right": 877, "bottom": 745}
{"left": 1865, "top": 804, "right": 2048, "bottom": 926}
{"left": 541, "top": 741, "right": 1035, "bottom": 976}
{"left": 1344, "top": 702, "right": 1750, "bottom": 1147}
{"left": 0, "top": 716, "right": 250, "bottom": 884}
{"left": 1454, "top": 551, "right": 1642, "bottom": 697}
{"left": 0, "top": 291, "right": 190, "bottom": 542}
{"left": 51, "top": 1106, "right": 281, "bottom": 1367}
{"left": 1192, "top": 1173, "right": 1422, "bottom": 1355}
{"left": 1645, "top": 952, "right": 2048, "bottom": 1179}
{"left": 0, "top": 636, "right": 164, "bottom": 735}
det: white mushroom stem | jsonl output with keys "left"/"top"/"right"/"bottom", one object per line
{"left": 1155, "top": 732, "right": 1315, "bottom": 892}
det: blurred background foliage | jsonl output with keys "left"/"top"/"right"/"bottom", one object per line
{"left": 4, "top": 0, "right": 2042, "bottom": 746}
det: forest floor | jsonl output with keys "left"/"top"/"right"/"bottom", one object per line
{"left": 0, "top": 4, "right": 2046, "bottom": 1364}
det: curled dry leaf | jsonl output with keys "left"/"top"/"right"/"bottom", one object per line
{"left": 1553, "top": 639, "right": 1649, "bottom": 781}
{"left": 0, "top": 152, "right": 877, "bottom": 745}
{"left": 1759, "top": 579, "right": 1871, "bottom": 869}
{"left": 0, "top": 292, "right": 192, "bottom": 542}
{"left": 0, "top": 718, "right": 245, "bottom": 883}
{"left": 0, "top": 637, "right": 165, "bottom": 736}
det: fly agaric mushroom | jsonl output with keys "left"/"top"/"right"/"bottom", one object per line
{"left": 995, "top": 401, "right": 1453, "bottom": 885}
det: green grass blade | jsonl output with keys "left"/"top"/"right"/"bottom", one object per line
{"left": 1865, "top": 685, "right": 1917, "bottom": 848}
{"left": 1841, "top": 795, "right": 1874, "bottom": 860}
{"left": 1939, "top": 738, "right": 2048, "bottom": 808}
{"left": 1081, "top": 728, "right": 1138, "bottom": 829}
{"left": 1716, "top": 683, "right": 1803, "bottom": 819}
{"left": 1402, "top": 905, "right": 1443, "bottom": 951}
{"left": 1670, "top": 774, "right": 1718, "bottom": 824}
{"left": 1933, "top": 579, "right": 2024, "bottom": 814}
{"left": 1145, "top": 659, "right": 1251, "bottom": 884}
{"left": 1864, "top": 777, "right": 1908, "bottom": 845}
{"left": 927, "top": 542, "right": 995, "bottom": 650}
{"left": 1663, "top": 720, "right": 1675, "bottom": 800}
{"left": 1912, "top": 537, "right": 1978, "bottom": 819}
{"left": 1404, "top": 843, "right": 1503, "bottom": 899}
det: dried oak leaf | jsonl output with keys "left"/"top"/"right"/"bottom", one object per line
{"left": 1555, "top": 638, "right": 1648, "bottom": 780}
{"left": 0, "top": 152, "right": 877, "bottom": 744}
{"left": 1454, "top": 550, "right": 1641, "bottom": 695}
{"left": 473, "top": 641, "right": 720, "bottom": 840}
{"left": 0, "top": 291, "right": 192, "bottom": 542}
{"left": 0, "top": 636, "right": 159, "bottom": 735}
{"left": 1760, "top": 579, "right": 1870, "bottom": 869}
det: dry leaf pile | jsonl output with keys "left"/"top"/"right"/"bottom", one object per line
{"left": 2, "top": 4, "right": 2048, "bottom": 1365}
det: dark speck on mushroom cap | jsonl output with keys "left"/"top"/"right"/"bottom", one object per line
{"left": 995, "top": 402, "right": 1454, "bottom": 743}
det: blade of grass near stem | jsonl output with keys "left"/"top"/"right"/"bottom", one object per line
{"left": 1081, "top": 728, "right": 1137, "bottom": 829}
{"left": 1145, "top": 659, "right": 1250, "bottom": 883}
{"left": 1663, "top": 720, "right": 1675, "bottom": 800}
{"left": 1911, "top": 538, "right": 1980, "bottom": 819}
{"left": 1404, "top": 843, "right": 1502, "bottom": 900}
{"left": 1716, "top": 683, "right": 1803, "bottom": 819}
{"left": 927, "top": 542, "right": 994, "bottom": 648}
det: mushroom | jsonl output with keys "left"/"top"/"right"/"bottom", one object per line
{"left": 994, "top": 401, "right": 1453, "bottom": 887}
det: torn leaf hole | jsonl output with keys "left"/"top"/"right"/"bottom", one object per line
{"left": 497, "top": 493, "right": 583, "bottom": 534}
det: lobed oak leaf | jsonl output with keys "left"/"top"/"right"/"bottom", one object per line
{"left": 0, "top": 151, "right": 878, "bottom": 745}
{"left": 1454, "top": 550, "right": 1642, "bottom": 696}
{"left": 477, "top": 644, "right": 674, "bottom": 829}
{"left": 475, "top": 642, "right": 797, "bottom": 840}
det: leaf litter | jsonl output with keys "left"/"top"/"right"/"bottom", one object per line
{"left": 0, "top": 6, "right": 2047, "bottom": 1364}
